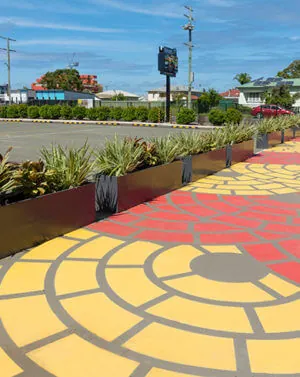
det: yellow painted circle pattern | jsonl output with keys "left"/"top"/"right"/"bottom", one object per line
{"left": 182, "top": 163, "right": 300, "bottom": 196}
{"left": 0, "top": 230, "right": 299, "bottom": 377}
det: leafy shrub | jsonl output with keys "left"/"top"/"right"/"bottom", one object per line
{"left": 7, "top": 105, "right": 20, "bottom": 118}
{"left": 135, "top": 107, "right": 149, "bottom": 122}
{"left": 0, "top": 106, "right": 7, "bottom": 118}
{"left": 173, "top": 132, "right": 215, "bottom": 157}
{"left": 237, "top": 104, "right": 252, "bottom": 114}
{"left": 40, "top": 142, "right": 94, "bottom": 190}
{"left": 95, "top": 136, "right": 146, "bottom": 176}
{"left": 39, "top": 105, "right": 52, "bottom": 119}
{"left": 218, "top": 123, "right": 256, "bottom": 146}
{"left": 148, "top": 107, "right": 164, "bottom": 123}
{"left": 176, "top": 108, "right": 196, "bottom": 125}
{"left": 208, "top": 108, "right": 226, "bottom": 126}
{"left": 225, "top": 108, "right": 243, "bottom": 124}
{"left": 87, "top": 108, "right": 98, "bottom": 120}
{"left": 18, "top": 104, "right": 28, "bottom": 118}
{"left": 96, "top": 106, "right": 110, "bottom": 121}
{"left": 256, "top": 118, "right": 277, "bottom": 134}
{"left": 110, "top": 107, "right": 123, "bottom": 120}
{"left": 28, "top": 106, "right": 40, "bottom": 119}
{"left": 72, "top": 106, "right": 86, "bottom": 120}
{"left": 122, "top": 107, "right": 136, "bottom": 121}
{"left": 61, "top": 106, "right": 73, "bottom": 120}
{"left": 151, "top": 135, "right": 180, "bottom": 164}
{"left": 49, "top": 105, "right": 61, "bottom": 119}
{"left": 0, "top": 147, "right": 17, "bottom": 197}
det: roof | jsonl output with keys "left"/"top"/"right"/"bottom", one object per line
{"left": 148, "top": 85, "right": 201, "bottom": 94}
{"left": 238, "top": 77, "right": 300, "bottom": 88}
{"left": 96, "top": 90, "right": 139, "bottom": 99}
{"left": 220, "top": 89, "right": 240, "bottom": 98}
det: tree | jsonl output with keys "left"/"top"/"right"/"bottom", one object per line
{"left": 262, "top": 85, "right": 300, "bottom": 109}
{"left": 197, "top": 88, "right": 222, "bottom": 113}
{"left": 111, "top": 93, "right": 126, "bottom": 101}
{"left": 40, "top": 69, "right": 83, "bottom": 91}
{"left": 234, "top": 73, "right": 252, "bottom": 85}
{"left": 277, "top": 60, "right": 300, "bottom": 79}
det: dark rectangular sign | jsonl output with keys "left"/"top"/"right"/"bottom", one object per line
{"left": 158, "top": 46, "right": 178, "bottom": 77}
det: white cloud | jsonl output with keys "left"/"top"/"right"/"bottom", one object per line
{"left": 290, "top": 36, "right": 300, "bottom": 41}
{"left": 206, "top": 0, "right": 236, "bottom": 6}
{"left": 89, "top": 0, "right": 182, "bottom": 18}
{"left": 0, "top": 17, "right": 126, "bottom": 33}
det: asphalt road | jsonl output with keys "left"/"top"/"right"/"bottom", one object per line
{"left": 0, "top": 121, "right": 206, "bottom": 161}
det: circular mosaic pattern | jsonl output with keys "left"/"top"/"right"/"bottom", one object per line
{"left": 0, "top": 233, "right": 299, "bottom": 377}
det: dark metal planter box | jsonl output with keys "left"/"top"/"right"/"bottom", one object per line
{"left": 226, "top": 139, "right": 254, "bottom": 168}
{"left": 96, "top": 161, "right": 183, "bottom": 214}
{"left": 190, "top": 147, "right": 227, "bottom": 182}
{"left": 0, "top": 183, "right": 96, "bottom": 259}
{"left": 284, "top": 128, "right": 296, "bottom": 142}
{"left": 256, "top": 131, "right": 283, "bottom": 150}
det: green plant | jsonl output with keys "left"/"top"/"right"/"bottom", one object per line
{"left": 39, "top": 105, "right": 52, "bottom": 119}
{"left": 40, "top": 142, "right": 94, "bottom": 190}
{"left": 148, "top": 107, "right": 164, "bottom": 123}
{"left": 28, "top": 106, "right": 40, "bottom": 119}
{"left": 208, "top": 108, "right": 226, "bottom": 126}
{"left": 0, "top": 147, "right": 17, "bottom": 196}
{"left": 173, "top": 132, "right": 216, "bottom": 157}
{"left": 176, "top": 108, "right": 196, "bottom": 125}
{"left": 135, "top": 107, "right": 149, "bottom": 122}
{"left": 256, "top": 118, "right": 278, "bottom": 134}
{"left": 151, "top": 135, "right": 180, "bottom": 164}
{"left": 122, "top": 107, "right": 136, "bottom": 121}
{"left": 87, "top": 108, "right": 98, "bottom": 120}
{"left": 49, "top": 105, "right": 61, "bottom": 119}
{"left": 225, "top": 108, "right": 243, "bottom": 124}
{"left": 7, "top": 105, "right": 20, "bottom": 118}
{"left": 0, "top": 106, "right": 7, "bottom": 118}
{"left": 18, "top": 104, "right": 28, "bottom": 118}
{"left": 96, "top": 106, "right": 110, "bottom": 121}
{"left": 72, "top": 106, "right": 86, "bottom": 120}
{"left": 237, "top": 104, "right": 252, "bottom": 114}
{"left": 12, "top": 160, "right": 55, "bottom": 198}
{"left": 60, "top": 106, "right": 73, "bottom": 120}
{"left": 110, "top": 107, "right": 123, "bottom": 120}
{"left": 219, "top": 123, "right": 256, "bottom": 146}
{"left": 94, "top": 136, "right": 146, "bottom": 176}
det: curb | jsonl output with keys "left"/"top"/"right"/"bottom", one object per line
{"left": 133, "top": 123, "right": 157, "bottom": 128}
{"left": 172, "top": 125, "right": 198, "bottom": 129}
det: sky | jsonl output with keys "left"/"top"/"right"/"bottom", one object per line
{"left": 0, "top": 0, "right": 299, "bottom": 95}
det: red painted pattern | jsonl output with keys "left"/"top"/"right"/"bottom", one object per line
{"left": 243, "top": 244, "right": 287, "bottom": 262}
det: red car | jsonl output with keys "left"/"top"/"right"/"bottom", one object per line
{"left": 251, "top": 105, "right": 294, "bottom": 118}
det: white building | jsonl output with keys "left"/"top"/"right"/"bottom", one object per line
{"left": 148, "top": 85, "right": 201, "bottom": 102}
{"left": 238, "top": 77, "right": 300, "bottom": 110}
{"left": 0, "top": 89, "right": 36, "bottom": 104}
{"left": 95, "top": 90, "right": 139, "bottom": 101}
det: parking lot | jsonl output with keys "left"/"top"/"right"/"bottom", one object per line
{"left": 0, "top": 121, "right": 206, "bottom": 161}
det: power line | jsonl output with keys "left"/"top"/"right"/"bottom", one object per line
{"left": 0, "top": 36, "right": 16, "bottom": 105}
{"left": 182, "top": 5, "right": 195, "bottom": 109}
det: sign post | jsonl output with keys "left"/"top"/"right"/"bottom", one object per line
{"left": 158, "top": 46, "right": 178, "bottom": 123}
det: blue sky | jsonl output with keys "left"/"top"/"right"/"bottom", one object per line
{"left": 0, "top": 0, "right": 299, "bottom": 94}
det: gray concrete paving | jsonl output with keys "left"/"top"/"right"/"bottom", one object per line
{"left": 0, "top": 121, "right": 206, "bottom": 161}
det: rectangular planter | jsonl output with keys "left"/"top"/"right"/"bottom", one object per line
{"left": 256, "top": 131, "right": 283, "bottom": 150}
{"left": 283, "top": 128, "right": 295, "bottom": 142}
{"left": 226, "top": 139, "right": 254, "bottom": 167}
{"left": 0, "top": 183, "right": 96, "bottom": 259}
{"left": 191, "top": 147, "right": 227, "bottom": 181}
{"left": 96, "top": 161, "right": 183, "bottom": 214}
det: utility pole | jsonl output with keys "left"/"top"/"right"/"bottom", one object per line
{"left": 183, "top": 6, "right": 194, "bottom": 109}
{"left": 0, "top": 36, "right": 16, "bottom": 105}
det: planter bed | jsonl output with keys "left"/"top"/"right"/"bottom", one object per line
{"left": 0, "top": 183, "right": 96, "bottom": 259}
{"left": 190, "top": 147, "right": 227, "bottom": 182}
{"left": 256, "top": 131, "right": 283, "bottom": 150}
{"left": 226, "top": 139, "right": 254, "bottom": 167}
{"left": 96, "top": 161, "right": 183, "bottom": 214}
{"left": 283, "top": 128, "right": 296, "bottom": 142}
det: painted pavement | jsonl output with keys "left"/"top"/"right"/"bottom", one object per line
{"left": 0, "top": 138, "right": 300, "bottom": 377}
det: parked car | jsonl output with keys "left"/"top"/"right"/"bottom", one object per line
{"left": 251, "top": 105, "right": 294, "bottom": 118}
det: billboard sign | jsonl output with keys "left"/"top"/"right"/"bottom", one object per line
{"left": 158, "top": 47, "right": 178, "bottom": 77}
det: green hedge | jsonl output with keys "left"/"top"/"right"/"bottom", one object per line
{"left": 135, "top": 107, "right": 149, "bottom": 122}
{"left": 39, "top": 105, "right": 52, "bottom": 119}
{"left": 110, "top": 107, "right": 123, "bottom": 120}
{"left": 60, "top": 106, "right": 73, "bottom": 120}
{"left": 176, "top": 108, "right": 196, "bottom": 125}
{"left": 28, "top": 106, "right": 40, "bottom": 119}
{"left": 0, "top": 106, "right": 8, "bottom": 118}
{"left": 7, "top": 105, "right": 20, "bottom": 118}
{"left": 72, "top": 106, "right": 86, "bottom": 120}
{"left": 208, "top": 108, "right": 226, "bottom": 126}
{"left": 225, "top": 108, "right": 243, "bottom": 124}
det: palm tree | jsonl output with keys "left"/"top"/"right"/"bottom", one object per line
{"left": 234, "top": 73, "right": 252, "bottom": 85}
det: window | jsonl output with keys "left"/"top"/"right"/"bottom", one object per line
{"left": 262, "top": 105, "right": 270, "bottom": 109}
{"left": 246, "top": 92, "right": 261, "bottom": 103}
{"left": 271, "top": 106, "right": 279, "bottom": 110}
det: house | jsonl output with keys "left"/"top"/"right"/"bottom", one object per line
{"left": 0, "top": 89, "right": 36, "bottom": 104}
{"left": 95, "top": 90, "right": 140, "bottom": 101}
{"left": 148, "top": 85, "right": 201, "bottom": 102}
{"left": 35, "top": 90, "right": 95, "bottom": 101}
{"left": 220, "top": 89, "right": 240, "bottom": 103}
{"left": 238, "top": 77, "right": 300, "bottom": 110}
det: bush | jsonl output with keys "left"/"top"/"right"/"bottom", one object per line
{"left": 39, "top": 105, "right": 52, "bottom": 119}
{"left": 61, "top": 106, "right": 73, "bottom": 120}
{"left": 122, "top": 107, "right": 136, "bottom": 121}
{"left": 7, "top": 105, "right": 20, "bottom": 118}
{"left": 151, "top": 135, "right": 180, "bottom": 164}
{"left": 72, "top": 106, "right": 86, "bottom": 120}
{"left": 0, "top": 106, "right": 7, "bottom": 118}
{"left": 208, "top": 108, "right": 226, "bottom": 126}
{"left": 148, "top": 107, "right": 164, "bottom": 123}
{"left": 176, "top": 108, "right": 196, "bottom": 125}
{"left": 225, "top": 108, "right": 243, "bottom": 124}
{"left": 237, "top": 104, "right": 252, "bottom": 114}
{"left": 135, "top": 107, "right": 149, "bottom": 122}
{"left": 110, "top": 107, "right": 123, "bottom": 120}
{"left": 18, "top": 104, "right": 28, "bottom": 118}
{"left": 49, "top": 105, "right": 61, "bottom": 120}
{"left": 96, "top": 106, "right": 110, "bottom": 121}
{"left": 87, "top": 108, "right": 98, "bottom": 120}
{"left": 28, "top": 106, "right": 40, "bottom": 119}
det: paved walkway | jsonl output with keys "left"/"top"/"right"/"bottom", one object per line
{"left": 0, "top": 138, "right": 300, "bottom": 377}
